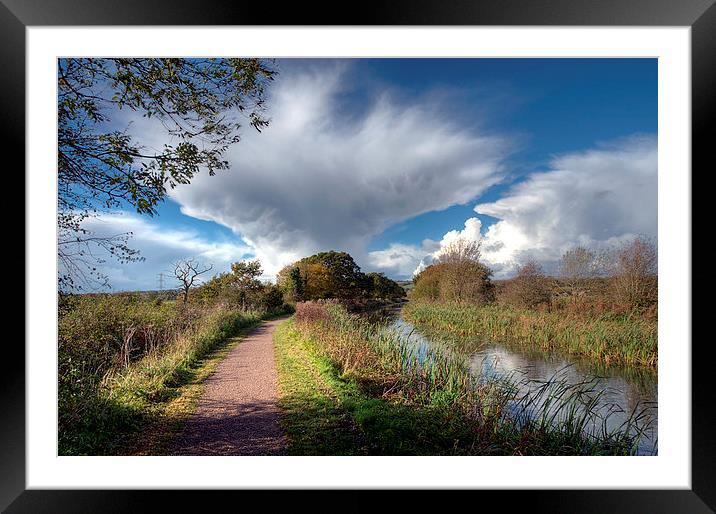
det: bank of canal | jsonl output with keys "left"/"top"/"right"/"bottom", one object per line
{"left": 376, "top": 306, "right": 657, "bottom": 455}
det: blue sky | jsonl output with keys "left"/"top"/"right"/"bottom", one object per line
{"left": 77, "top": 58, "right": 657, "bottom": 290}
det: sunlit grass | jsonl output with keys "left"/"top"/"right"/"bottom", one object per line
{"left": 402, "top": 301, "right": 657, "bottom": 368}
{"left": 59, "top": 306, "right": 269, "bottom": 455}
{"left": 287, "top": 302, "right": 652, "bottom": 455}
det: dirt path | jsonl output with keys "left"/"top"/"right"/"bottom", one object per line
{"left": 169, "top": 318, "right": 288, "bottom": 455}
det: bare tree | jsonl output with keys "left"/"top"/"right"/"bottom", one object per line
{"left": 609, "top": 236, "right": 657, "bottom": 311}
{"left": 559, "top": 246, "right": 596, "bottom": 297}
{"left": 173, "top": 259, "right": 213, "bottom": 305}
{"left": 58, "top": 212, "right": 144, "bottom": 292}
{"left": 435, "top": 238, "right": 483, "bottom": 265}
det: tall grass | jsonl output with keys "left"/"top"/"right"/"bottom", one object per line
{"left": 294, "top": 301, "right": 653, "bottom": 455}
{"left": 402, "top": 301, "right": 657, "bottom": 368}
{"left": 58, "top": 293, "right": 284, "bottom": 455}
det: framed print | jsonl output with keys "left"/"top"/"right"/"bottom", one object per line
{"left": 7, "top": 0, "right": 711, "bottom": 511}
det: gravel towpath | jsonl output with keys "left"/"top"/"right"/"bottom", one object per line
{"left": 169, "top": 318, "right": 288, "bottom": 455}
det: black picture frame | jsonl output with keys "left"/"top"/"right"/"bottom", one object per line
{"left": 6, "top": 0, "right": 710, "bottom": 511}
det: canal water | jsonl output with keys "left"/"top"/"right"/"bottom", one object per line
{"left": 373, "top": 306, "right": 658, "bottom": 455}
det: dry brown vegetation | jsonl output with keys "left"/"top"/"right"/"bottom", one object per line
{"left": 412, "top": 239, "right": 495, "bottom": 304}
{"left": 417, "top": 236, "right": 659, "bottom": 319}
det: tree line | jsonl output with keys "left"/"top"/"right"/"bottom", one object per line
{"left": 276, "top": 251, "right": 406, "bottom": 303}
{"left": 412, "top": 236, "right": 657, "bottom": 315}
{"left": 171, "top": 250, "right": 405, "bottom": 312}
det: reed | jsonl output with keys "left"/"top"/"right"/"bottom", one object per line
{"left": 292, "top": 301, "right": 653, "bottom": 455}
{"left": 402, "top": 301, "right": 657, "bottom": 368}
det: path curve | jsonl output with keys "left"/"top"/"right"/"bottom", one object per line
{"left": 169, "top": 318, "right": 288, "bottom": 455}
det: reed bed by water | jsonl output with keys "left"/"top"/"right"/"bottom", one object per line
{"left": 293, "top": 301, "right": 653, "bottom": 455}
{"left": 402, "top": 302, "right": 657, "bottom": 368}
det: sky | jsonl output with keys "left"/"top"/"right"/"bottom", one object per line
{"left": 75, "top": 58, "right": 657, "bottom": 291}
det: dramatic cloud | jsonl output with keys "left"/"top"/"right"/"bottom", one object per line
{"left": 410, "top": 217, "right": 485, "bottom": 276}
{"left": 407, "top": 136, "right": 658, "bottom": 277}
{"left": 169, "top": 63, "right": 512, "bottom": 276}
{"left": 71, "top": 212, "right": 253, "bottom": 291}
{"left": 368, "top": 241, "right": 438, "bottom": 278}
{"left": 476, "top": 135, "right": 657, "bottom": 274}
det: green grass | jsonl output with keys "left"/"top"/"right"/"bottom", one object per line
{"left": 274, "top": 319, "right": 482, "bottom": 455}
{"left": 59, "top": 309, "right": 267, "bottom": 455}
{"left": 402, "top": 301, "right": 657, "bottom": 368}
{"left": 275, "top": 306, "right": 649, "bottom": 455}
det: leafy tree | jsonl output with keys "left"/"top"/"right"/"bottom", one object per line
{"left": 195, "top": 272, "right": 233, "bottom": 304}
{"left": 302, "top": 251, "right": 368, "bottom": 298}
{"left": 196, "top": 259, "right": 287, "bottom": 312}
{"left": 413, "top": 237, "right": 494, "bottom": 304}
{"left": 280, "top": 251, "right": 407, "bottom": 301}
{"left": 58, "top": 58, "right": 276, "bottom": 291}
{"left": 228, "top": 260, "right": 264, "bottom": 309}
{"left": 277, "top": 264, "right": 304, "bottom": 302}
{"left": 366, "top": 272, "right": 406, "bottom": 300}
{"left": 260, "top": 284, "right": 285, "bottom": 312}
{"left": 302, "top": 263, "right": 336, "bottom": 300}
{"left": 289, "top": 266, "right": 305, "bottom": 301}
{"left": 412, "top": 265, "right": 443, "bottom": 301}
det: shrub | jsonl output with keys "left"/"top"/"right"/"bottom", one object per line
{"left": 412, "top": 261, "right": 495, "bottom": 305}
{"left": 609, "top": 237, "right": 658, "bottom": 312}
{"left": 58, "top": 292, "right": 270, "bottom": 455}
{"left": 500, "top": 260, "right": 551, "bottom": 309}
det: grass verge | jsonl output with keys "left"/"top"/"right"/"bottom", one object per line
{"left": 59, "top": 310, "right": 270, "bottom": 455}
{"left": 124, "top": 323, "right": 262, "bottom": 455}
{"left": 274, "top": 318, "right": 484, "bottom": 455}
{"left": 275, "top": 302, "right": 651, "bottom": 455}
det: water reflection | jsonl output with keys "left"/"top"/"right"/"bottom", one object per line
{"left": 376, "top": 307, "right": 658, "bottom": 455}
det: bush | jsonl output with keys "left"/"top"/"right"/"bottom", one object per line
{"left": 609, "top": 237, "right": 658, "bottom": 312}
{"left": 500, "top": 260, "right": 551, "bottom": 309}
{"left": 58, "top": 294, "right": 192, "bottom": 381}
{"left": 57, "top": 292, "right": 277, "bottom": 455}
{"left": 412, "top": 261, "right": 495, "bottom": 304}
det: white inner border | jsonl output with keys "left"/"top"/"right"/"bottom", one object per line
{"left": 27, "top": 27, "right": 691, "bottom": 489}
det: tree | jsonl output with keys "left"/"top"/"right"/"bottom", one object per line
{"left": 277, "top": 264, "right": 306, "bottom": 302}
{"left": 228, "top": 260, "right": 264, "bottom": 310}
{"left": 173, "top": 259, "right": 213, "bottom": 305}
{"left": 58, "top": 58, "right": 275, "bottom": 291}
{"left": 302, "top": 263, "right": 336, "bottom": 300}
{"left": 435, "top": 238, "right": 482, "bottom": 265}
{"left": 289, "top": 266, "right": 305, "bottom": 301}
{"left": 412, "top": 264, "right": 443, "bottom": 301}
{"left": 303, "top": 251, "right": 368, "bottom": 298}
{"left": 609, "top": 236, "right": 657, "bottom": 311}
{"left": 260, "top": 284, "right": 285, "bottom": 312}
{"left": 366, "top": 272, "right": 406, "bottom": 300}
{"left": 559, "top": 246, "right": 597, "bottom": 297}
{"left": 412, "top": 237, "right": 494, "bottom": 305}
{"left": 502, "top": 260, "right": 551, "bottom": 309}
{"left": 435, "top": 237, "right": 493, "bottom": 304}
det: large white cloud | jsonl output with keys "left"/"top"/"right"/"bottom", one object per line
{"left": 409, "top": 217, "right": 485, "bottom": 276}
{"left": 169, "top": 63, "right": 512, "bottom": 276}
{"left": 65, "top": 212, "right": 253, "bottom": 291}
{"left": 477, "top": 135, "right": 657, "bottom": 273}
{"left": 368, "top": 241, "right": 439, "bottom": 278}
{"left": 406, "top": 136, "right": 657, "bottom": 278}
